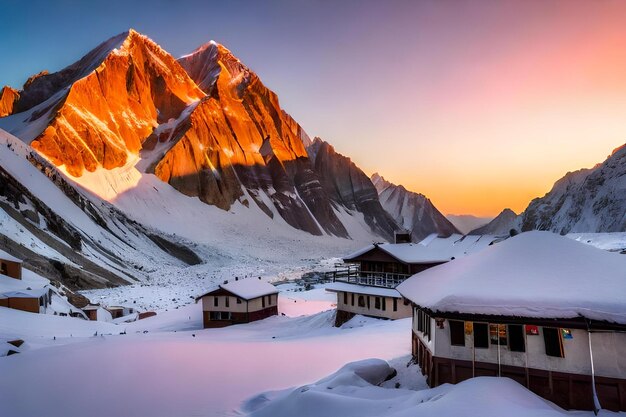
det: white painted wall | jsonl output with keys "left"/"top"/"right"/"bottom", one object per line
{"left": 336, "top": 291, "right": 411, "bottom": 320}
{"left": 413, "top": 311, "right": 626, "bottom": 379}
{"left": 201, "top": 293, "right": 277, "bottom": 313}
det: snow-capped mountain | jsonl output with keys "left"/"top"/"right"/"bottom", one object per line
{"left": 371, "top": 173, "right": 459, "bottom": 240}
{"left": 0, "top": 30, "right": 394, "bottom": 241}
{"left": 521, "top": 144, "right": 626, "bottom": 234}
{"left": 468, "top": 208, "right": 521, "bottom": 235}
{"left": 307, "top": 138, "right": 399, "bottom": 241}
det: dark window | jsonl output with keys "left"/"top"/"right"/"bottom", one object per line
{"left": 375, "top": 297, "right": 381, "bottom": 309}
{"left": 343, "top": 292, "right": 348, "bottom": 304}
{"left": 351, "top": 293, "right": 355, "bottom": 306}
{"left": 210, "top": 311, "right": 231, "bottom": 320}
{"left": 425, "top": 314, "right": 431, "bottom": 341}
{"left": 489, "top": 324, "right": 507, "bottom": 345}
{"left": 382, "top": 297, "right": 386, "bottom": 311}
{"left": 543, "top": 327, "right": 564, "bottom": 357}
{"left": 508, "top": 325, "right": 525, "bottom": 352}
{"left": 449, "top": 320, "right": 465, "bottom": 346}
{"left": 358, "top": 295, "right": 365, "bottom": 307}
{"left": 237, "top": 298, "right": 242, "bottom": 304}
{"left": 474, "top": 323, "right": 489, "bottom": 348}
{"left": 1, "top": 262, "right": 7, "bottom": 275}
{"left": 39, "top": 297, "right": 44, "bottom": 307}
{"left": 262, "top": 296, "right": 266, "bottom": 308}
{"left": 417, "top": 309, "right": 423, "bottom": 332}
{"left": 225, "top": 297, "right": 230, "bottom": 308}
{"left": 393, "top": 298, "right": 398, "bottom": 312}
{"left": 214, "top": 297, "right": 218, "bottom": 307}
{"left": 367, "top": 296, "right": 371, "bottom": 309}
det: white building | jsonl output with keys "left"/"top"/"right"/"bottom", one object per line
{"left": 196, "top": 278, "right": 279, "bottom": 328}
{"left": 326, "top": 282, "right": 411, "bottom": 325}
{"left": 397, "top": 231, "right": 626, "bottom": 412}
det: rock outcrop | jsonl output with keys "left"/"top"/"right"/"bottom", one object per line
{"left": 371, "top": 173, "right": 459, "bottom": 241}
{"left": 0, "top": 86, "right": 19, "bottom": 117}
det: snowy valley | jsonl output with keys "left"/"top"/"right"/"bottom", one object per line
{"left": 0, "top": 23, "right": 625, "bottom": 417}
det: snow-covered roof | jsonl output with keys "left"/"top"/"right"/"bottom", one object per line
{"left": 0, "top": 249, "right": 22, "bottom": 264}
{"left": 344, "top": 234, "right": 503, "bottom": 264}
{"left": 197, "top": 278, "right": 279, "bottom": 301}
{"left": 397, "top": 231, "right": 626, "bottom": 324}
{"left": 0, "top": 288, "right": 48, "bottom": 299}
{"left": 325, "top": 282, "right": 402, "bottom": 298}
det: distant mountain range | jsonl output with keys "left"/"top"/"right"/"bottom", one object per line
{"left": 445, "top": 214, "right": 491, "bottom": 235}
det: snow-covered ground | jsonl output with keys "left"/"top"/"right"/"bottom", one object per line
{"left": 2, "top": 279, "right": 623, "bottom": 417}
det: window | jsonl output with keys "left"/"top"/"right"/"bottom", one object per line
{"left": 449, "top": 320, "right": 465, "bottom": 346}
{"left": 473, "top": 323, "right": 489, "bottom": 348}
{"left": 543, "top": 327, "right": 564, "bottom": 358}
{"left": 367, "top": 296, "right": 371, "bottom": 309}
{"left": 0, "top": 262, "right": 6, "bottom": 275}
{"left": 351, "top": 293, "right": 355, "bottom": 306}
{"left": 508, "top": 325, "right": 525, "bottom": 352}
{"left": 358, "top": 296, "right": 365, "bottom": 308}
{"left": 417, "top": 309, "right": 422, "bottom": 332}
{"left": 225, "top": 297, "right": 230, "bottom": 308}
{"left": 214, "top": 297, "right": 218, "bottom": 307}
{"left": 262, "top": 296, "right": 266, "bottom": 308}
{"left": 489, "top": 324, "right": 507, "bottom": 345}
{"left": 375, "top": 297, "right": 381, "bottom": 310}
{"left": 393, "top": 298, "right": 397, "bottom": 312}
{"left": 237, "top": 298, "right": 242, "bottom": 304}
{"left": 382, "top": 297, "right": 386, "bottom": 311}
{"left": 210, "top": 311, "right": 232, "bottom": 320}
{"left": 343, "top": 292, "right": 348, "bottom": 305}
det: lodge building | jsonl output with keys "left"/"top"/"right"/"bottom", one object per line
{"left": 327, "top": 234, "right": 503, "bottom": 325}
{"left": 397, "top": 231, "right": 626, "bottom": 412}
{"left": 196, "top": 277, "right": 279, "bottom": 328}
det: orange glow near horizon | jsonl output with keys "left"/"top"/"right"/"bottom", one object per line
{"left": 298, "top": 1, "right": 626, "bottom": 218}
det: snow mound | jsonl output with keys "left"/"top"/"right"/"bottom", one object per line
{"left": 243, "top": 360, "right": 593, "bottom": 417}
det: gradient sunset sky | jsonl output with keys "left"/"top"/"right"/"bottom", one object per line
{"left": 1, "top": 0, "right": 626, "bottom": 217}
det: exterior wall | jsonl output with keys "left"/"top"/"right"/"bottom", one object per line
{"left": 411, "top": 308, "right": 626, "bottom": 411}
{"left": 201, "top": 293, "right": 277, "bottom": 314}
{"left": 0, "top": 260, "right": 22, "bottom": 280}
{"left": 200, "top": 292, "right": 278, "bottom": 328}
{"left": 1, "top": 297, "right": 40, "bottom": 313}
{"left": 429, "top": 319, "right": 626, "bottom": 380}
{"left": 336, "top": 291, "right": 411, "bottom": 321}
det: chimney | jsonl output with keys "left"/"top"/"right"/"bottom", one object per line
{"left": 394, "top": 230, "right": 411, "bottom": 244}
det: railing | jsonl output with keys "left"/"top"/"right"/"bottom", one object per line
{"left": 319, "top": 266, "right": 411, "bottom": 288}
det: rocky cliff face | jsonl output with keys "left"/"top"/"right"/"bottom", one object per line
{"left": 307, "top": 139, "right": 399, "bottom": 241}
{"left": 0, "top": 86, "right": 19, "bottom": 117}
{"left": 371, "top": 173, "right": 459, "bottom": 240}
{"left": 521, "top": 144, "right": 626, "bottom": 234}
{"left": 0, "top": 32, "right": 354, "bottom": 238}
{"left": 469, "top": 208, "right": 520, "bottom": 235}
